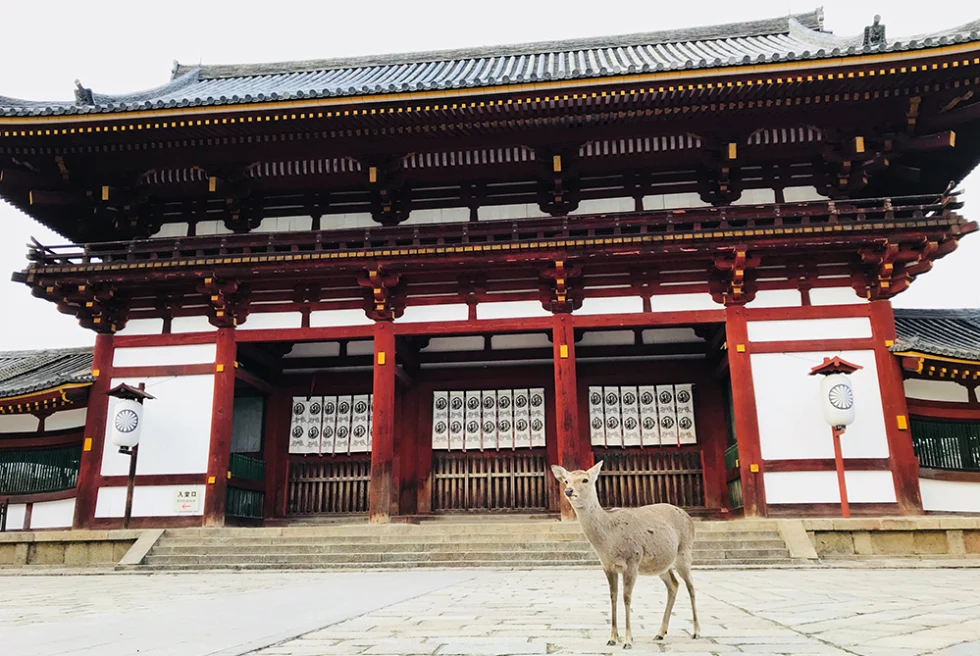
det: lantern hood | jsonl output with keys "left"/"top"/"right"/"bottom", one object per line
{"left": 809, "top": 356, "right": 863, "bottom": 377}
{"left": 106, "top": 383, "right": 156, "bottom": 401}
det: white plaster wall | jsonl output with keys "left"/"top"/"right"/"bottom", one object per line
{"left": 254, "top": 216, "right": 312, "bottom": 233}
{"left": 578, "top": 330, "right": 635, "bottom": 347}
{"left": 732, "top": 188, "right": 777, "bottom": 205}
{"left": 782, "top": 186, "right": 825, "bottom": 203}
{"left": 29, "top": 498, "right": 76, "bottom": 529}
{"left": 492, "top": 334, "right": 552, "bottom": 350}
{"left": 284, "top": 342, "right": 341, "bottom": 358}
{"left": 649, "top": 293, "right": 720, "bottom": 312}
{"left": 322, "top": 213, "right": 375, "bottom": 230}
{"left": 399, "top": 304, "right": 469, "bottom": 324}
{"left": 764, "top": 471, "right": 897, "bottom": 504}
{"left": 423, "top": 337, "right": 484, "bottom": 352}
{"left": 171, "top": 316, "right": 218, "bottom": 333}
{"left": 904, "top": 379, "right": 971, "bottom": 403}
{"left": 752, "top": 350, "right": 890, "bottom": 460}
{"left": 0, "top": 415, "right": 39, "bottom": 433}
{"left": 113, "top": 344, "right": 216, "bottom": 368}
{"left": 747, "top": 317, "right": 872, "bottom": 342}
{"left": 402, "top": 208, "right": 470, "bottom": 225}
{"left": 643, "top": 328, "right": 704, "bottom": 344}
{"left": 310, "top": 309, "right": 373, "bottom": 327}
{"left": 238, "top": 312, "right": 303, "bottom": 330}
{"left": 5, "top": 504, "right": 26, "bottom": 530}
{"left": 920, "top": 479, "right": 980, "bottom": 513}
{"left": 95, "top": 484, "right": 207, "bottom": 517}
{"left": 346, "top": 340, "right": 374, "bottom": 356}
{"left": 745, "top": 289, "right": 802, "bottom": 309}
{"left": 477, "top": 300, "right": 551, "bottom": 320}
{"left": 46, "top": 408, "right": 88, "bottom": 431}
{"left": 480, "top": 204, "right": 550, "bottom": 220}
{"left": 101, "top": 375, "right": 214, "bottom": 476}
{"left": 115, "top": 318, "right": 165, "bottom": 336}
{"left": 643, "top": 193, "right": 711, "bottom": 210}
{"left": 153, "top": 222, "right": 189, "bottom": 238}
{"left": 576, "top": 296, "right": 643, "bottom": 316}
{"left": 570, "top": 197, "right": 634, "bottom": 214}
{"left": 196, "top": 221, "right": 233, "bottom": 236}
{"left": 809, "top": 288, "right": 867, "bottom": 306}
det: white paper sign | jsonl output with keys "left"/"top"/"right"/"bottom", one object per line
{"left": 496, "top": 389, "right": 514, "bottom": 450}
{"left": 674, "top": 384, "right": 697, "bottom": 444}
{"left": 529, "top": 388, "right": 546, "bottom": 448}
{"left": 638, "top": 386, "right": 660, "bottom": 446}
{"left": 656, "top": 385, "right": 679, "bottom": 446}
{"left": 174, "top": 488, "right": 201, "bottom": 514}
{"left": 432, "top": 391, "right": 450, "bottom": 450}
{"left": 588, "top": 387, "right": 606, "bottom": 447}
{"left": 603, "top": 386, "right": 623, "bottom": 448}
{"left": 514, "top": 388, "right": 531, "bottom": 449}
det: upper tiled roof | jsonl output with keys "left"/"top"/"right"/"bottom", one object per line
{"left": 2, "top": 10, "right": 980, "bottom": 117}
{"left": 892, "top": 309, "right": 980, "bottom": 362}
{"left": 0, "top": 347, "right": 94, "bottom": 399}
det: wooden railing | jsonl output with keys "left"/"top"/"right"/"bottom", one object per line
{"left": 21, "top": 192, "right": 959, "bottom": 269}
{"left": 432, "top": 451, "right": 549, "bottom": 512}
{"left": 287, "top": 455, "right": 370, "bottom": 515}
{"left": 912, "top": 419, "right": 980, "bottom": 471}
{"left": 0, "top": 446, "right": 82, "bottom": 495}
{"left": 594, "top": 448, "right": 704, "bottom": 509}
{"left": 226, "top": 453, "right": 266, "bottom": 520}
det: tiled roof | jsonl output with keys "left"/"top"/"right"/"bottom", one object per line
{"left": 0, "top": 347, "right": 94, "bottom": 399}
{"left": 3, "top": 10, "right": 980, "bottom": 117}
{"left": 892, "top": 309, "right": 980, "bottom": 362}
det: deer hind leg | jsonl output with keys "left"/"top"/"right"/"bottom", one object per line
{"left": 622, "top": 563, "right": 639, "bottom": 650}
{"left": 655, "top": 569, "right": 679, "bottom": 640}
{"left": 674, "top": 557, "right": 700, "bottom": 639}
{"left": 605, "top": 569, "right": 620, "bottom": 646}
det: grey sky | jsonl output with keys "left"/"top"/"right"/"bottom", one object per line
{"left": 1, "top": 0, "right": 977, "bottom": 350}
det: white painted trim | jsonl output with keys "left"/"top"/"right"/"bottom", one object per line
{"left": 399, "top": 304, "right": 469, "bottom": 324}
{"left": 45, "top": 408, "right": 88, "bottom": 431}
{"left": 809, "top": 288, "right": 867, "bottom": 306}
{"left": 576, "top": 296, "right": 643, "bottom": 316}
{"left": 0, "top": 415, "right": 39, "bottom": 434}
{"left": 904, "top": 379, "right": 971, "bottom": 403}
{"left": 309, "top": 309, "right": 374, "bottom": 328}
{"left": 745, "top": 289, "right": 802, "bottom": 309}
{"left": 747, "top": 317, "right": 872, "bottom": 342}
{"left": 649, "top": 293, "right": 719, "bottom": 312}
{"left": 238, "top": 312, "right": 303, "bottom": 330}
{"left": 115, "top": 319, "right": 164, "bottom": 336}
{"left": 476, "top": 300, "right": 551, "bottom": 320}
{"left": 171, "top": 316, "right": 218, "bottom": 333}
{"left": 113, "top": 344, "right": 217, "bottom": 367}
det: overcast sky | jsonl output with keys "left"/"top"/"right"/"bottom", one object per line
{"left": 1, "top": 0, "right": 978, "bottom": 351}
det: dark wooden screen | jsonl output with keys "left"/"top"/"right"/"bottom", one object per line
{"left": 287, "top": 455, "right": 370, "bottom": 514}
{"left": 594, "top": 448, "right": 705, "bottom": 508}
{"left": 432, "top": 451, "right": 549, "bottom": 512}
{"left": 911, "top": 419, "right": 980, "bottom": 471}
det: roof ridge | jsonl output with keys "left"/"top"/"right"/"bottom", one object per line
{"left": 175, "top": 10, "right": 824, "bottom": 80}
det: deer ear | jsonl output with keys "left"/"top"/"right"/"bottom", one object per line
{"left": 586, "top": 461, "right": 604, "bottom": 481}
{"left": 550, "top": 465, "right": 569, "bottom": 482}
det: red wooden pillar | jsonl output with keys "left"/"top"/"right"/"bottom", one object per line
{"left": 696, "top": 380, "right": 730, "bottom": 511}
{"left": 397, "top": 383, "right": 421, "bottom": 515}
{"left": 869, "top": 300, "right": 923, "bottom": 515}
{"left": 203, "top": 328, "right": 237, "bottom": 527}
{"left": 73, "top": 332, "right": 114, "bottom": 529}
{"left": 725, "top": 305, "right": 767, "bottom": 517}
{"left": 262, "top": 391, "right": 290, "bottom": 519}
{"left": 369, "top": 320, "right": 397, "bottom": 522}
{"left": 553, "top": 312, "right": 584, "bottom": 520}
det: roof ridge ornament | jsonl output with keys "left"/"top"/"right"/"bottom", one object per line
{"left": 864, "top": 14, "right": 886, "bottom": 48}
{"left": 73, "top": 80, "right": 93, "bottom": 106}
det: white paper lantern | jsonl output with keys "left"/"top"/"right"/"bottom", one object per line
{"left": 110, "top": 398, "right": 144, "bottom": 449}
{"left": 819, "top": 373, "right": 856, "bottom": 428}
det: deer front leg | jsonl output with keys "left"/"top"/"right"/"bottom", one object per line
{"left": 604, "top": 569, "right": 620, "bottom": 646}
{"left": 656, "top": 570, "right": 679, "bottom": 640}
{"left": 622, "top": 563, "right": 639, "bottom": 650}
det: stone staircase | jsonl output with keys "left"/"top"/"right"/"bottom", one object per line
{"left": 133, "top": 517, "right": 799, "bottom": 570}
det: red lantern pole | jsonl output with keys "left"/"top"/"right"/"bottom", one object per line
{"left": 831, "top": 425, "right": 850, "bottom": 518}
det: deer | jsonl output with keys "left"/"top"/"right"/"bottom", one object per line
{"left": 551, "top": 461, "right": 699, "bottom": 649}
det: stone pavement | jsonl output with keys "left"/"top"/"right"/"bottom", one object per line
{"left": 1, "top": 568, "right": 979, "bottom": 655}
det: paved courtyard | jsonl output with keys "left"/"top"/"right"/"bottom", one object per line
{"left": 1, "top": 568, "right": 979, "bottom": 655}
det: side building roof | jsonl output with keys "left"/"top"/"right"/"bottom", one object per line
{"left": 892, "top": 309, "right": 980, "bottom": 362}
{"left": 2, "top": 10, "right": 980, "bottom": 117}
{"left": 0, "top": 347, "right": 94, "bottom": 400}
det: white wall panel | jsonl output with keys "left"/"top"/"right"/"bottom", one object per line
{"left": 577, "top": 296, "right": 643, "bottom": 316}
{"left": 45, "top": 408, "right": 88, "bottom": 431}
{"left": 402, "top": 208, "right": 470, "bottom": 225}
{"left": 643, "top": 192, "right": 711, "bottom": 210}
{"left": 254, "top": 216, "right": 312, "bottom": 233}
{"left": 752, "top": 350, "right": 890, "bottom": 460}
{"left": 0, "top": 415, "right": 39, "bottom": 433}
{"left": 171, "top": 316, "right": 218, "bottom": 333}
{"left": 346, "top": 340, "right": 374, "bottom": 356}
{"left": 399, "top": 304, "right": 469, "bottom": 324}
{"left": 764, "top": 471, "right": 896, "bottom": 504}
{"left": 113, "top": 344, "right": 216, "bottom": 367}
{"left": 309, "top": 309, "right": 374, "bottom": 328}
{"left": 903, "top": 379, "right": 971, "bottom": 403}
{"left": 642, "top": 328, "right": 703, "bottom": 344}
{"left": 195, "top": 221, "right": 233, "bottom": 236}
{"left": 479, "top": 204, "right": 550, "bottom": 220}
{"left": 492, "top": 334, "right": 552, "bottom": 350}
{"left": 95, "top": 484, "right": 207, "bottom": 517}
{"left": 323, "top": 213, "right": 374, "bottom": 229}
{"left": 745, "top": 289, "right": 802, "bottom": 309}
{"left": 809, "top": 287, "right": 867, "bottom": 306}
{"left": 284, "top": 342, "right": 341, "bottom": 358}
{"left": 649, "top": 293, "right": 719, "bottom": 312}
{"left": 5, "top": 504, "right": 26, "bottom": 530}
{"left": 732, "top": 188, "right": 776, "bottom": 205}
{"left": 101, "top": 375, "right": 214, "bottom": 476}
{"left": 29, "top": 498, "right": 76, "bottom": 529}
{"left": 477, "top": 300, "right": 551, "bottom": 320}
{"left": 782, "top": 186, "right": 825, "bottom": 203}
{"left": 152, "top": 222, "right": 189, "bottom": 238}
{"left": 238, "top": 312, "right": 303, "bottom": 330}
{"left": 747, "top": 317, "right": 872, "bottom": 342}
{"left": 115, "top": 319, "right": 164, "bottom": 336}
{"left": 921, "top": 479, "right": 980, "bottom": 513}
{"left": 571, "top": 197, "right": 634, "bottom": 214}
{"left": 421, "top": 336, "right": 484, "bottom": 352}
{"left": 578, "top": 330, "right": 635, "bottom": 347}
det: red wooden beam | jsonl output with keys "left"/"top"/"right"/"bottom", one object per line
{"left": 744, "top": 304, "right": 871, "bottom": 321}
{"left": 763, "top": 458, "right": 891, "bottom": 473}
{"left": 72, "top": 333, "right": 113, "bottom": 529}
{"left": 203, "top": 328, "right": 237, "bottom": 527}
{"left": 112, "top": 363, "right": 215, "bottom": 378}
{"left": 572, "top": 310, "right": 725, "bottom": 330}
{"left": 394, "top": 317, "right": 553, "bottom": 337}
{"left": 552, "top": 313, "right": 584, "bottom": 521}
{"left": 750, "top": 338, "right": 876, "bottom": 354}
{"left": 368, "top": 320, "right": 397, "bottom": 523}
{"left": 235, "top": 325, "right": 374, "bottom": 343}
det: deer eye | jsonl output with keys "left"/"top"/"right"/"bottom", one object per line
{"left": 581, "top": 479, "right": 589, "bottom": 484}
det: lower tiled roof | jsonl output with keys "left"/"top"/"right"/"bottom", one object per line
{"left": 0, "top": 347, "right": 94, "bottom": 399}
{"left": 892, "top": 309, "right": 980, "bottom": 362}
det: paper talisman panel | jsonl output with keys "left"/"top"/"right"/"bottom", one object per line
{"left": 513, "top": 388, "right": 531, "bottom": 449}
{"left": 289, "top": 396, "right": 322, "bottom": 454}
{"left": 349, "top": 394, "right": 371, "bottom": 453}
{"left": 529, "top": 388, "right": 546, "bottom": 447}
{"left": 588, "top": 386, "right": 606, "bottom": 446}
{"left": 674, "top": 384, "right": 698, "bottom": 444}
{"left": 481, "top": 390, "right": 498, "bottom": 450}
{"left": 638, "top": 386, "right": 661, "bottom": 446}
{"left": 603, "top": 386, "right": 623, "bottom": 447}
{"left": 334, "top": 395, "right": 353, "bottom": 454}
{"left": 448, "top": 391, "right": 465, "bottom": 450}
{"left": 431, "top": 391, "right": 450, "bottom": 450}
{"left": 655, "top": 385, "right": 680, "bottom": 446}
{"left": 320, "top": 396, "right": 339, "bottom": 455}
{"left": 620, "top": 386, "right": 642, "bottom": 447}
{"left": 464, "top": 391, "right": 482, "bottom": 451}
{"left": 496, "top": 389, "right": 514, "bottom": 450}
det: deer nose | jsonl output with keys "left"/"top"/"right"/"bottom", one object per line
{"left": 564, "top": 488, "right": 574, "bottom": 497}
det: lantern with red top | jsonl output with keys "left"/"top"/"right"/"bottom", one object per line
{"left": 107, "top": 383, "right": 155, "bottom": 528}
{"left": 809, "top": 356, "right": 863, "bottom": 518}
